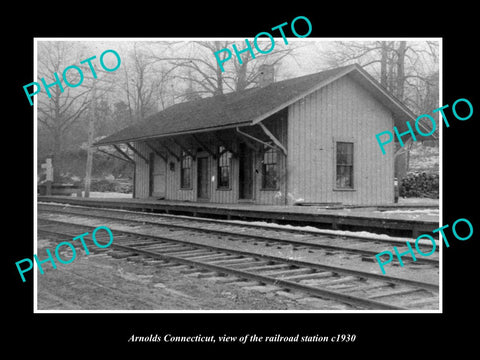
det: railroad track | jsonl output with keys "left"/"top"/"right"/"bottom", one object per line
{"left": 37, "top": 217, "right": 439, "bottom": 310}
{"left": 37, "top": 203, "right": 439, "bottom": 267}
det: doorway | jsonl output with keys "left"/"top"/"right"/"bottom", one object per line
{"left": 239, "top": 143, "right": 254, "bottom": 200}
{"left": 149, "top": 152, "right": 166, "bottom": 198}
{"left": 197, "top": 156, "right": 210, "bottom": 200}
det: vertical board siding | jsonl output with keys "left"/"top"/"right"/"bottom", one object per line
{"left": 132, "top": 142, "right": 150, "bottom": 198}
{"left": 287, "top": 75, "right": 394, "bottom": 205}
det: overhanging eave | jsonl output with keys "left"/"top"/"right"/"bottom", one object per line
{"left": 93, "top": 120, "right": 254, "bottom": 147}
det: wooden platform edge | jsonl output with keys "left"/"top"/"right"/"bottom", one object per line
{"left": 37, "top": 196, "right": 439, "bottom": 238}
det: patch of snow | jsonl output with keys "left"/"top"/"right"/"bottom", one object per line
{"left": 398, "top": 197, "right": 439, "bottom": 205}
{"left": 71, "top": 191, "right": 132, "bottom": 198}
{"left": 228, "top": 220, "right": 436, "bottom": 244}
{"left": 379, "top": 209, "right": 439, "bottom": 215}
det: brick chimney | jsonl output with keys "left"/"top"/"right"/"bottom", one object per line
{"left": 257, "top": 64, "right": 275, "bottom": 87}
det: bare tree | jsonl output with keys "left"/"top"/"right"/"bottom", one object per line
{"left": 321, "top": 40, "right": 439, "bottom": 111}
{"left": 37, "top": 41, "right": 118, "bottom": 180}
{"left": 122, "top": 43, "right": 169, "bottom": 122}
{"left": 147, "top": 41, "right": 229, "bottom": 97}
{"left": 149, "top": 40, "right": 301, "bottom": 99}
{"left": 37, "top": 42, "right": 94, "bottom": 180}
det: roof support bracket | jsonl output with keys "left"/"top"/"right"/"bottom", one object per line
{"left": 98, "top": 148, "right": 134, "bottom": 163}
{"left": 394, "top": 137, "right": 413, "bottom": 157}
{"left": 258, "top": 122, "right": 287, "bottom": 156}
{"left": 233, "top": 132, "right": 260, "bottom": 152}
{"left": 146, "top": 141, "right": 168, "bottom": 162}
{"left": 157, "top": 141, "right": 180, "bottom": 162}
{"left": 191, "top": 134, "right": 217, "bottom": 159}
{"left": 213, "top": 133, "right": 238, "bottom": 157}
{"left": 171, "top": 138, "right": 196, "bottom": 160}
{"left": 126, "top": 143, "right": 148, "bottom": 163}
{"left": 112, "top": 144, "right": 135, "bottom": 163}
{"left": 236, "top": 127, "right": 276, "bottom": 151}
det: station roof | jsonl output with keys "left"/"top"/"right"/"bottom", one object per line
{"left": 95, "top": 64, "right": 421, "bottom": 146}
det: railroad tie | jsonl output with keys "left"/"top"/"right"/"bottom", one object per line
{"left": 262, "top": 268, "right": 313, "bottom": 277}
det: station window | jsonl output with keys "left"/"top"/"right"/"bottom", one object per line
{"left": 180, "top": 151, "right": 192, "bottom": 189}
{"left": 336, "top": 142, "right": 354, "bottom": 189}
{"left": 262, "top": 147, "right": 278, "bottom": 190}
{"left": 217, "top": 146, "right": 232, "bottom": 189}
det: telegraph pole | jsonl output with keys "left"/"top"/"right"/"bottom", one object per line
{"left": 81, "top": 55, "right": 113, "bottom": 198}
{"left": 84, "top": 85, "right": 96, "bottom": 198}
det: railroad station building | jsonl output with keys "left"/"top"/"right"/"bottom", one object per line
{"left": 95, "top": 64, "right": 416, "bottom": 205}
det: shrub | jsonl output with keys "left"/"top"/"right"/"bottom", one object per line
{"left": 115, "top": 182, "right": 133, "bottom": 193}
{"left": 90, "top": 179, "right": 117, "bottom": 192}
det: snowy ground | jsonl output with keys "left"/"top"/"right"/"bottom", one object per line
{"left": 377, "top": 208, "right": 439, "bottom": 217}
{"left": 397, "top": 197, "right": 439, "bottom": 205}
{"left": 71, "top": 191, "right": 132, "bottom": 199}
{"left": 229, "top": 220, "right": 438, "bottom": 245}
{"left": 38, "top": 201, "right": 435, "bottom": 244}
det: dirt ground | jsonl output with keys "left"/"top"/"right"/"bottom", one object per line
{"left": 36, "top": 237, "right": 349, "bottom": 311}
{"left": 36, "top": 210, "right": 439, "bottom": 311}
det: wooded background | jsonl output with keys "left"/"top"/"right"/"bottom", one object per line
{"left": 36, "top": 39, "right": 439, "bottom": 192}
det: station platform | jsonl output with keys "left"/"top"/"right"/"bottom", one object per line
{"left": 37, "top": 196, "right": 440, "bottom": 238}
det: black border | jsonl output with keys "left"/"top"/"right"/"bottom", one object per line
{"left": 7, "top": 7, "right": 478, "bottom": 353}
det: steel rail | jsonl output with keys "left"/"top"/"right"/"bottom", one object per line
{"left": 37, "top": 217, "right": 439, "bottom": 293}
{"left": 38, "top": 202, "right": 422, "bottom": 245}
{"left": 37, "top": 205, "right": 439, "bottom": 265}
{"left": 37, "top": 222, "right": 406, "bottom": 310}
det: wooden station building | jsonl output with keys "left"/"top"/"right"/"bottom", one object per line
{"left": 95, "top": 64, "right": 416, "bottom": 206}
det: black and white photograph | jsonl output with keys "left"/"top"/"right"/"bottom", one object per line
{"left": 7, "top": 9, "right": 478, "bottom": 353}
{"left": 33, "top": 38, "right": 441, "bottom": 313}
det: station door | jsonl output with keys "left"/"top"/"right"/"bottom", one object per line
{"left": 149, "top": 153, "right": 166, "bottom": 197}
{"left": 239, "top": 143, "right": 254, "bottom": 200}
{"left": 197, "top": 156, "right": 210, "bottom": 200}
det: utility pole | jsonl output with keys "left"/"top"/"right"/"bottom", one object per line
{"left": 84, "top": 86, "right": 96, "bottom": 198}
{"left": 81, "top": 59, "right": 113, "bottom": 198}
